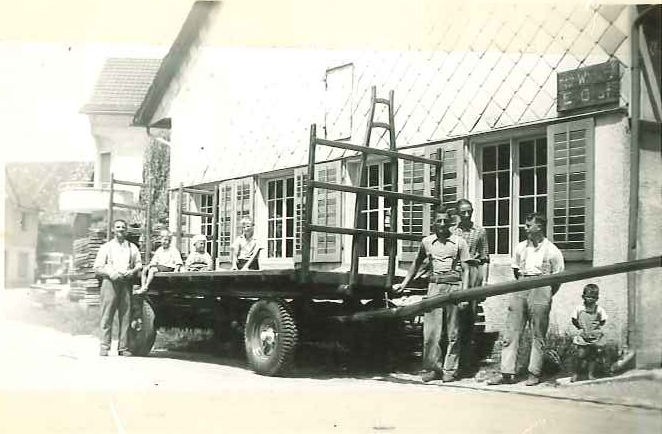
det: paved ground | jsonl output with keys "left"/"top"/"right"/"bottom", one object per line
{"left": 1, "top": 287, "right": 660, "bottom": 433}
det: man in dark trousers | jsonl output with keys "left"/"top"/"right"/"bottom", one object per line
{"left": 393, "top": 205, "right": 470, "bottom": 382}
{"left": 93, "top": 219, "right": 142, "bottom": 356}
{"left": 453, "top": 199, "right": 490, "bottom": 376}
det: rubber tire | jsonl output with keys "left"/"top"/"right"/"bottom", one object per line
{"left": 244, "top": 299, "right": 298, "bottom": 376}
{"left": 128, "top": 298, "right": 157, "bottom": 356}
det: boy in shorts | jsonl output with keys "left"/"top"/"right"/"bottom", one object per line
{"left": 571, "top": 284, "right": 608, "bottom": 381}
{"left": 136, "top": 229, "right": 183, "bottom": 295}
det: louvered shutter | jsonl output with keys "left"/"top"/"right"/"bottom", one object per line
{"left": 312, "top": 160, "right": 342, "bottom": 262}
{"left": 400, "top": 149, "right": 427, "bottom": 261}
{"left": 217, "top": 181, "right": 234, "bottom": 262}
{"left": 547, "top": 118, "right": 594, "bottom": 261}
{"left": 294, "top": 167, "right": 309, "bottom": 261}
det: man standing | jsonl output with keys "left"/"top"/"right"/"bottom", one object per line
{"left": 453, "top": 199, "right": 490, "bottom": 376}
{"left": 93, "top": 219, "right": 142, "bottom": 356}
{"left": 393, "top": 205, "right": 470, "bottom": 383}
{"left": 488, "top": 212, "right": 565, "bottom": 386}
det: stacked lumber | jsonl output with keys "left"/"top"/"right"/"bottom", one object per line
{"left": 68, "top": 228, "right": 106, "bottom": 305}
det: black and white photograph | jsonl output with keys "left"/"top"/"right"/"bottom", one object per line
{"left": 1, "top": 1, "right": 661, "bottom": 432}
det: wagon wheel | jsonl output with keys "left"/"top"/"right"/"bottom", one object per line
{"left": 244, "top": 299, "right": 298, "bottom": 376}
{"left": 128, "top": 296, "right": 157, "bottom": 356}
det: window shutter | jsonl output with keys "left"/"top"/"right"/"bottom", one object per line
{"left": 312, "top": 160, "right": 342, "bottom": 262}
{"left": 547, "top": 118, "right": 594, "bottom": 261}
{"left": 294, "top": 167, "right": 308, "bottom": 261}
{"left": 400, "top": 149, "right": 428, "bottom": 261}
{"left": 217, "top": 181, "right": 234, "bottom": 262}
{"left": 435, "top": 140, "right": 465, "bottom": 212}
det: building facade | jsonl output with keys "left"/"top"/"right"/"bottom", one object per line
{"left": 135, "top": 2, "right": 662, "bottom": 366}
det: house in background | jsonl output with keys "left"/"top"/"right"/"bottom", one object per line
{"left": 59, "top": 57, "right": 162, "bottom": 227}
{"left": 134, "top": 2, "right": 661, "bottom": 366}
{"left": 4, "top": 162, "right": 93, "bottom": 287}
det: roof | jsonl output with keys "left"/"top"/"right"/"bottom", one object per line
{"left": 81, "top": 58, "right": 162, "bottom": 115}
{"left": 133, "top": 1, "right": 220, "bottom": 126}
{"left": 5, "top": 162, "right": 94, "bottom": 224}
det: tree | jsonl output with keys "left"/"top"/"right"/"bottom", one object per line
{"left": 139, "top": 137, "right": 170, "bottom": 234}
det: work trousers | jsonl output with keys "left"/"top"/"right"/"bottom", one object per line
{"left": 500, "top": 284, "right": 552, "bottom": 376}
{"left": 99, "top": 277, "right": 132, "bottom": 352}
{"left": 459, "top": 265, "right": 484, "bottom": 372}
{"left": 423, "top": 282, "right": 461, "bottom": 375}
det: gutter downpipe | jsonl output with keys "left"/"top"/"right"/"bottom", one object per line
{"left": 627, "top": 5, "right": 656, "bottom": 361}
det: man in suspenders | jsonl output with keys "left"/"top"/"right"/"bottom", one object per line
{"left": 488, "top": 212, "right": 565, "bottom": 386}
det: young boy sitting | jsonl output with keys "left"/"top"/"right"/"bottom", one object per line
{"left": 571, "top": 284, "right": 608, "bottom": 381}
{"left": 231, "top": 217, "right": 260, "bottom": 270}
{"left": 136, "top": 229, "right": 183, "bottom": 295}
{"left": 185, "top": 234, "right": 214, "bottom": 271}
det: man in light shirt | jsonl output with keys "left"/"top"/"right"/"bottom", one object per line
{"left": 488, "top": 212, "right": 564, "bottom": 386}
{"left": 136, "top": 229, "right": 183, "bottom": 294}
{"left": 93, "top": 219, "right": 142, "bottom": 356}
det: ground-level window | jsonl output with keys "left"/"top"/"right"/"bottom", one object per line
{"left": 359, "top": 161, "right": 392, "bottom": 257}
{"left": 267, "top": 177, "right": 295, "bottom": 258}
{"left": 216, "top": 177, "right": 254, "bottom": 262}
{"left": 477, "top": 119, "right": 593, "bottom": 259}
{"left": 200, "top": 194, "right": 214, "bottom": 254}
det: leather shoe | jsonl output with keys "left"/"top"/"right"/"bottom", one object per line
{"left": 99, "top": 348, "right": 109, "bottom": 357}
{"left": 525, "top": 374, "right": 541, "bottom": 386}
{"left": 421, "top": 371, "right": 441, "bottom": 382}
{"left": 487, "top": 373, "right": 515, "bottom": 385}
{"left": 441, "top": 372, "right": 457, "bottom": 383}
{"left": 118, "top": 350, "right": 133, "bottom": 357}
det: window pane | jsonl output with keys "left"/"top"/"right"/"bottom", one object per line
{"left": 520, "top": 197, "right": 534, "bottom": 223}
{"left": 536, "top": 138, "right": 547, "bottom": 165}
{"left": 483, "top": 146, "right": 496, "bottom": 171}
{"left": 383, "top": 162, "right": 392, "bottom": 185}
{"left": 286, "top": 177, "right": 294, "bottom": 196}
{"left": 276, "top": 180, "right": 283, "bottom": 198}
{"left": 286, "top": 239, "right": 293, "bottom": 257}
{"left": 483, "top": 173, "right": 496, "bottom": 199}
{"left": 498, "top": 199, "right": 510, "bottom": 226}
{"left": 519, "top": 140, "right": 534, "bottom": 167}
{"left": 486, "top": 228, "right": 496, "bottom": 255}
{"left": 519, "top": 226, "right": 526, "bottom": 242}
{"left": 498, "top": 144, "right": 510, "bottom": 170}
{"left": 483, "top": 201, "right": 496, "bottom": 226}
{"left": 268, "top": 181, "right": 275, "bottom": 198}
{"left": 536, "top": 197, "right": 547, "bottom": 215}
{"left": 498, "top": 171, "right": 510, "bottom": 197}
{"left": 276, "top": 199, "right": 283, "bottom": 217}
{"left": 268, "top": 201, "right": 275, "bottom": 218}
{"left": 369, "top": 165, "right": 379, "bottom": 187}
{"left": 268, "top": 240, "right": 275, "bottom": 258}
{"left": 286, "top": 198, "right": 294, "bottom": 217}
{"left": 497, "top": 228, "right": 510, "bottom": 254}
{"left": 520, "top": 169, "right": 534, "bottom": 195}
{"left": 369, "top": 211, "right": 378, "bottom": 230}
{"left": 286, "top": 218, "right": 293, "bottom": 237}
{"left": 369, "top": 237, "right": 378, "bottom": 256}
{"left": 536, "top": 167, "right": 547, "bottom": 194}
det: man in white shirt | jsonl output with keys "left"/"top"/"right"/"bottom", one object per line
{"left": 93, "top": 219, "right": 142, "bottom": 356}
{"left": 488, "top": 212, "right": 565, "bottom": 386}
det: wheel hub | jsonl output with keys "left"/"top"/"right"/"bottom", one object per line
{"left": 258, "top": 322, "right": 276, "bottom": 356}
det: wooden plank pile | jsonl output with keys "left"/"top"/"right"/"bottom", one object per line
{"left": 69, "top": 228, "right": 106, "bottom": 305}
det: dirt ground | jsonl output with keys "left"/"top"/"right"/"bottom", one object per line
{"left": 1, "top": 287, "right": 660, "bottom": 433}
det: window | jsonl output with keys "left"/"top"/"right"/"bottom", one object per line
{"left": 215, "top": 177, "right": 254, "bottom": 262}
{"left": 477, "top": 119, "right": 593, "bottom": 259}
{"left": 218, "top": 184, "right": 233, "bottom": 260}
{"left": 267, "top": 177, "right": 295, "bottom": 258}
{"left": 359, "top": 161, "right": 392, "bottom": 257}
{"left": 325, "top": 63, "right": 354, "bottom": 140}
{"left": 481, "top": 143, "right": 512, "bottom": 254}
{"left": 200, "top": 194, "right": 214, "bottom": 254}
{"left": 401, "top": 141, "right": 464, "bottom": 259}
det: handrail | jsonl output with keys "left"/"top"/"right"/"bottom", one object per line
{"left": 332, "top": 256, "right": 662, "bottom": 322}
{"left": 59, "top": 181, "right": 137, "bottom": 192}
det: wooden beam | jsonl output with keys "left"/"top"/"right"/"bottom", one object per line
{"left": 309, "top": 224, "right": 423, "bottom": 242}
{"left": 315, "top": 138, "right": 443, "bottom": 166}
{"left": 113, "top": 179, "right": 147, "bottom": 188}
{"left": 311, "top": 180, "right": 440, "bottom": 205}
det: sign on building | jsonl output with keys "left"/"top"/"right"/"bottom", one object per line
{"left": 557, "top": 60, "right": 620, "bottom": 112}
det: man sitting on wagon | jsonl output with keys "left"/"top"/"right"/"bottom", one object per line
{"left": 185, "top": 234, "right": 214, "bottom": 271}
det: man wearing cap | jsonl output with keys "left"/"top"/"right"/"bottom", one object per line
{"left": 185, "top": 234, "right": 214, "bottom": 271}
{"left": 93, "top": 219, "right": 142, "bottom": 356}
{"left": 392, "top": 205, "right": 471, "bottom": 383}
{"left": 136, "top": 229, "right": 183, "bottom": 294}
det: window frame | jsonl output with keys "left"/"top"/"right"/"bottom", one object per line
{"left": 265, "top": 175, "right": 296, "bottom": 259}
{"left": 471, "top": 120, "right": 594, "bottom": 261}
